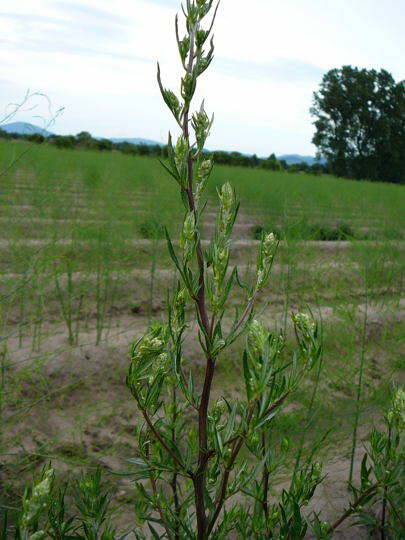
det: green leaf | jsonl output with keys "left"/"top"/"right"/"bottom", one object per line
{"left": 165, "top": 229, "right": 183, "bottom": 276}
{"left": 148, "top": 523, "right": 161, "bottom": 539}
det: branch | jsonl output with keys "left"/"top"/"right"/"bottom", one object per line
{"left": 207, "top": 409, "right": 254, "bottom": 535}
{"left": 139, "top": 406, "right": 189, "bottom": 475}
{"left": 262, "top": 391, "right": 290, "bottom": 418}
{"left": 146, "top": 440, "right": 174, "bottom": 540}
{"left": 232, "top": 289, "right": 258, "bottom": 336}
{"left": 330, "top": 484, "right": 379, "bottom": 532}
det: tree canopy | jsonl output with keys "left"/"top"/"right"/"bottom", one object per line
{"left": 311, "top": 66, "right": 405, "bottom": 183}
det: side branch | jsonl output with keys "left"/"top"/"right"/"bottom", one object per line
{"left": 140, "top": 406, "right": 189, "bottom": 475}
{"left": 330, "top": 484, "right": 379, "bottom": 532}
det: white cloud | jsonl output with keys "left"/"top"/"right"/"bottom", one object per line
{"left": 1, "top": 0, "right": 404, "bottom": 155}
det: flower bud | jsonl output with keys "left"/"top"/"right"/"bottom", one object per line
{"left": 218, "top": 182, "right": 236, "bottom": 235}
{"left": 179, "top": 36, "right": 190, "bottom": 63}
{"left": 173, "top": 288, "right": 187, "bottom": 325}
{"left": 21, "top": 469, "right": 54, "bottom": 531}
{"left": 181, "top": 212, "right": 196, "bottom": 247}
{"left": 181, "top": 73, "right": 196, "bottom": 101}
{"left": 175, "top": 136, "right": 188, "bottom": 171}
{"left": 247, "top": 320, "right": 269, "bottom": 360}
{"left": 291, "top": 312, "right": 316, "bottom": 334}
{"left": 198, "top": 159, "right": 213, "bottom": 182}
{"left": 156, "top": 352, "right": 170, "bottom": 374}
{"left": 132, "top": 323, "right": 167, "bottom": 364}
{"left": 219, "top": 182, "right": 234, "bottom": 212}
{"left": 387, "top": 387, "right": 405, "bottom": 426}
{"left": 256, "top": 232, "right": 277, "bottom": 290}
{"left": 211, "top": 398, "right": 226, "bottom": 422}
{"left": 196, "top": 29, "right": 209, "bottom": 48}
{"left": 212, "top": 245, "right": 229, "bottom": 283}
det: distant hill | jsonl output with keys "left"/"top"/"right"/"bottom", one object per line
{"left": 110, "top": 137, "right": 163, "bottom": 146}
{"left": 1, "top": 122, "right": 54, "bottom": 137}
{"left": 277, "top": 154, "right": 325, "bottom": 166}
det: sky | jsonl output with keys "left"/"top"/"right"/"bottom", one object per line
{"left": 0, "top": 0, "right": 404, "bottom": 156}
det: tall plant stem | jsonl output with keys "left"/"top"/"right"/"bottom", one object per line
{"left": 180, "top": 26, "right": 215, "bottom": 539}
{"left": 380, "top": 424, "right": 392, "bottom": 539}
{"left": 146, "top": 438, "right": 173, "bottom": 540}
{"left": 261, "top": 430, "right": 270, "bottom": 525}
{"left": 0, "top": 344, "right": 7, "bottom": 452}
{"left": 149, "top": 235, "right": 158, "bottom": 320}
{"left": 292, "top": 346, "right": 324, "bottom": 480}
{"left": 171, "top": 385, "right": 181, "bottom": 540}
{"left": 349, "top": 271, "right": 368, "bottom": 485}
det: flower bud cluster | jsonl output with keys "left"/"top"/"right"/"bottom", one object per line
{"left": 128, "top": 323, "right": 170, "bottom": 404}
{"left": 179, "top": 36, "right": 191, "bottom": 64}
{"left": 181, "top": 73, "right": 196, "bottom": 102}
{"left": 198, "top": 159, "right": 213, "bottom": 181}
{"left": 157, "top": 65, "right": 182, "bottom": 123}
{"left": 387, "top": 387, "right": 405, "bottom": 426}
{"left": 180, "top": 211, "right": 197, "bottom": 262}
{"left": 187, "top": 0, "right": 212, "bottom": 24}
{"left": 244, "top": 320, "right": 286, "bottom": 403}
{"left": 148, "top": 353, "right": 170, "bottom": 383}
{"left": 291, "top": 312, "right": 316, "bottom": 340}
{"left": 196, "top": 29, "right": 209, "bottom": 48}
{"left": 207, "top": 182, "right": 237, "bottom": 312}
{"left": 132, "top": 330, "right": 166, "bottom": 364}
{"left": 195, "top": 54, "right": 213, "bottom": 77}
{"left": 209, "top": 242, "right": 230, "bottom": 313}
{"left": 192, "top": 104, "right": 212, "bottom": 150}
{"left": 247, "top": 320, "right": 270, "bottom": 361}
{"left": 212, "top": 246, "right": 229, "bottom": 283}
{"left": 218, "top": 182, "right": 236, "bottom": 237}
{"left": 174, "top": 135, "right": 189, "bottom": 182}
{"left": 195, "top": 159, "right": 213, "bottom": 205}
{"left": 291, "top": 311, "right": 321, "bottom": 370}
{"left": 210, "top": 397, "right": 226, "bottom": 423}
{"left": 21, "top": 468, "right": 54, "bottom": 531}
{"left": 256, "top": 232, "right": 277, "bottom": 290}
{"left": 172, "top": 287, "right": 187, "bottom": 331}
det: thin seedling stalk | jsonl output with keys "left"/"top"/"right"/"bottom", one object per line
{"left": 148, "top": 235, "right": 159, "bottom": 320}
{"left": 54, "top": 264, "right": 75, "bottom": 346}
{"left": 74, "top": 293, "right": 84, "bottom": 346}
{"left": 0, "top": 343, "right": 7, "bottom": 453}
{"left": 31, "top": 274, "right": 45, "bottom": 352}
{"left": 54, "top": 258, "right": 84, "bottom": 346}
{"left": 171, "top": 384, "right": 181, "bottom": 540}
{"left": 348, "top": 268, "right": 369, "bottom": 485}
{"left": 293, "top": 327, "right": 324, "bottom": 479}
{"left": 380, "top": 422, "right": 392, "bottom": 539}
{"left": 95, "top": 264, "right": 111, "bottom": 345}
{"left": 18, "top": 270, "right": 27, "bottom": 348}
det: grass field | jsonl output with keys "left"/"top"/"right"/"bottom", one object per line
{"left": 0, "top": 139, "right": 404, "bottom": 535}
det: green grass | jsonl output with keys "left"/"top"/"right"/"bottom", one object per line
{"left": 1, "top": 139, "right": 404, "bottom": 242}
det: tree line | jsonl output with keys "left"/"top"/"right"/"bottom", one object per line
{"left": 0, "top": 128, "right": 328, "bottom": 175}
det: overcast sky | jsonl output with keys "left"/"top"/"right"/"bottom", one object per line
{"left": 1, "top": 0, "right": 404, "bottom": 156}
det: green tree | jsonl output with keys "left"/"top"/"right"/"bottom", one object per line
{"left": 260, "top": 153, "right": 281, "bottom": 171}
{"left": 311, "top": 66, "right": 405, "bottom": 183}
